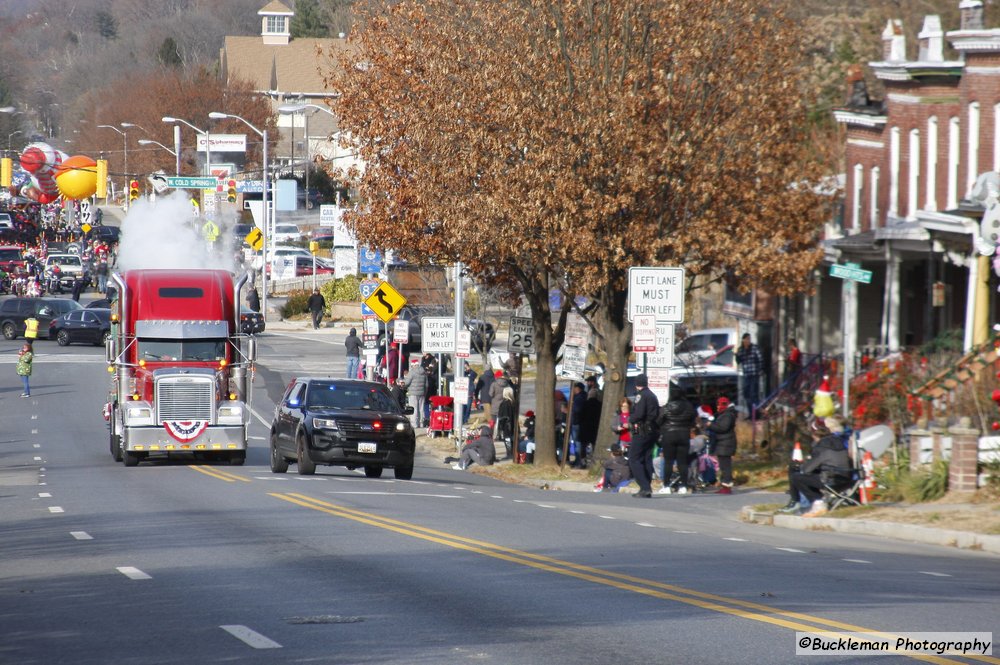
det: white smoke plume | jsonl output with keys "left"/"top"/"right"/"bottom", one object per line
{"left": 115, "top": 191, "right": 243, "bottom": 273}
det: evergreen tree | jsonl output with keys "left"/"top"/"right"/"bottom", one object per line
{"left": 157, "top": 38, "right": 182, "bottom": 68}
{"left": 95, "top": 10, "right": 117, "bottom": 40}
{"left": 290, "top": 0, "right": 330, "bottom": 38}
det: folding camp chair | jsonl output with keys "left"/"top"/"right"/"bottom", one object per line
{"left": 820, "top": 463, "right": 865, "bottom": 511}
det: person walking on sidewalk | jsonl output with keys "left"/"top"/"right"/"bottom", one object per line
{"left": 626, "top": 374, "right": 660, "bottom": 498}
{"left": 345, "top": 327, "right": 362, "bottom": 379}
{"left": 16, "top": 341, "right": 33, "bottom": 397}
{"left": 307, "top": 289, "right": 326, "bottom": 329}
{"left": 403, "top": 358, "right": 426, "bottom": 429}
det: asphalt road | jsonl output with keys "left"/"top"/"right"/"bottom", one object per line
{"left": 1, "top": 312, "right": 998, "bottom": 664}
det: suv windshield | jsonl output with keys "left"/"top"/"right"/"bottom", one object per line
{"left": 0, "top": 248, "right": 22, "bottom": 261}
{"left": 48, "top": 255, "right": 82, "bottom": 267}
{"left": 137, "top": 339, "right": 227, "bottom": 362}
{"left": 307, "top": 382, "right": 400, "bottom": 413}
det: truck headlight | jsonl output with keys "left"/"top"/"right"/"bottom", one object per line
{"left": 313, "top": 418, "right": 338, "bottom": 430}
{"left": 218, "top": 404, "right": 245, "bottom": 424}
{"left": 124, "top": 406, "right": 154, "bottom": 426}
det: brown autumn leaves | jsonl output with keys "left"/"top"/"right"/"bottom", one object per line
{"left": 323, "top": 0, "right": 830, "bottom": 462}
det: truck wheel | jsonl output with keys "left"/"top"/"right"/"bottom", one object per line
{"left": 394, "top": 464, "right": 413, "bottom": 480}
{"left": 364, "top": 465, "right": 383, "bottom": 479}
{"left": 2, "top": 322, "right": 16, "bottom": 340}
{"left": 296, "top": 433, "right": 316, "bottom": 475}
{"left": 123, "top": 449, "right": 140, "bottom": 467}
{"left": 110, "top": 425, "right": 122, "bottom": 462}
{"left": 229, "top": 452, "right": 246, "bottom": 466}
{"left": 270, "top": 433, "right": 288, "bottom": 473}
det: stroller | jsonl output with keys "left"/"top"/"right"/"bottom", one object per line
{"left": 428, "top": 395, "right": 454, "bottom": 438}
{"left": 661, "top": 433, "right": 718, "bottom": 491}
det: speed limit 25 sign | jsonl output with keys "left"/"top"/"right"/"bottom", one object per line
{"left": 507, "top": 316, "right": 535, "bottom": 354}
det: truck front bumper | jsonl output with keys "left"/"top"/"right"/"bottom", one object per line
{"left": 123, "top": 425, "right": 247, "bottom": 452}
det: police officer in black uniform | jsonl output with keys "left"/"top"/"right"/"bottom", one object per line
{"left": 627, "top": 373, "right": 661, "bottom": 498}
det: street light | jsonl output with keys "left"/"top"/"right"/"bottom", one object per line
{"left": 121, "top": 122, "right": 147, "bottom": 135}
{"left": 8, "top": 130, "right": 22, "bottom": 151}
{"left": 138, "top": 139, "right": 179, "bottom": 176}
{"left": 278, "top": 103, "right": 339, "bottom": 210}
{"left": 97, "top": 124, "right": 130, "bottom": 210}
{"left": 209, "top": 111, "right": 269, "bottom": 321}
{"left": 162, "top": 116, "right": 211, "bottom": 180}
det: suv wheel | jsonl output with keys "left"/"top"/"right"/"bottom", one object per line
{"left": 270, "top": 432, "right": 288, "bottom": 473}
{"left": 364, "top": 465, "right": 383, "bottom": 478}
{"left": 57, "top": 330, "right": 71, "bottom": 346}
{"left": 2, "top": 322, "right": 15, "bottom": 340}
{"left": 394, "top": 464, "right": 413, "bottom": 480}
{"left": 296, "top": 433, "right": 316, "bottom": 475}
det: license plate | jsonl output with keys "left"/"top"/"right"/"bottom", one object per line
{"left": 358, "top": 442, "right": 377, "bottom": 454}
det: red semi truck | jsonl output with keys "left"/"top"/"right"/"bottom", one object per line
{"left": 106, "top": 269, "right": 256, "bottom": 466}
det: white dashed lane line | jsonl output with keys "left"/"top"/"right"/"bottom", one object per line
{"left": 38, "top": 492, "right": 51, "bottom": 498}
{"left": 919, "top": 571, "right": 952, "bottom": 577}
{"left": 843, "top": 558, "right": 872, "bottom": 564}
{"left": 116, "top": 567, "right": 152, "bottom": 580}
{"left": 71, "top": 532, "right": 93, "bottom": 540}
{"left": 636, "top": 522, "right": 656, "bottom": 527}
{"left": 48, "top": 507, "right": 64, "bottom": 513}
{"left": 775, "top": 547, "right": 807, "bottom": 554}
{"left": 220, "top": 625, "right": 282, "bottom": 649}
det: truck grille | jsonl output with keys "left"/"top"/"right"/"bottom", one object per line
{"left": 156, "top": 377, "right": 214, "bottom": 422}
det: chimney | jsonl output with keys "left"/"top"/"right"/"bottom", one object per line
{"left": 882, "top": 19, "right": 906, "bottom": 61}
{"left": 960, "top": 1, "right": 984, "bottom": 30}
{"left": 918, "top": 15, "right": 944, "bottom": 61}
{"left": 846, "top": 64, "right": 870, "bottom": 107}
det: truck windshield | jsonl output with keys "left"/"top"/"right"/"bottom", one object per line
{"left": 138, "top": 339, "right": 227, "bottom": 362}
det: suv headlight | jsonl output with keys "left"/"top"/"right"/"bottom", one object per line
{"left": 313, "top": 417, "right": 339, "bottom": 430}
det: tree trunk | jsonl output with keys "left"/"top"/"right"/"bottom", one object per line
{"left": 518, "top": 271, "right": 561, "bottom": 468}
{"left": 591, "top": 283, "right": 632, "bottom": 463}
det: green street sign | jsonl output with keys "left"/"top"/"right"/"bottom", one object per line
{"left": 830, "top": 263, "right": 873, "bottom": 284}
{"left": 165, "top": 176, "right": 217, "bottom": 189}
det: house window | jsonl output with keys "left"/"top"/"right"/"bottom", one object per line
{"left": 926, "top": 116, "right": 938, "bottom": 211}
{"left": 870, "top": 167, "right": 880, "bottom": 228}
{"left": 948, "top": 117, "right": 960, "bottom": 210}
{"left": 265, "top": 15, "right": 286, "bottom": 34}
{"left": 968, "top": 101, "right": 980, "bottom": 196}
{"left": 994, "top": 103, "right": 1000, "bottom": 171}
{"left": 889, "top": 126, "right": 900, "bottom": 218}
{"left": 908, "top": 128, "right": 920, "bottom": 219}
{"left": 723, "top": 283, "right": 753, "bottom": 319}
{"left": 852, "top": 164, "right": 863, "bottom": 231}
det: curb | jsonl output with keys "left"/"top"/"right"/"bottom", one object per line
{"left": 741, "top": 507, "right": 1000, "bottom": 555}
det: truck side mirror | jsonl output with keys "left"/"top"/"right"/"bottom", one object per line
{"left": 246, "top": 336, "right": 257, "bottom": 362}
{"left": 105, "top": 336, "right": 116, "bottom": 364}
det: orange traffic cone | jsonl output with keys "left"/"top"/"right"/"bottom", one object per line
{"left": 792, "top": 441, "right": 804, "bottom": 463}
{"left": 861, "top": 451, "right": 876, "bottom": 504}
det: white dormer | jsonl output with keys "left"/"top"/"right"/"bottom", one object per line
{"left": 259, "top": 1, "right": 293, "bottom": 46}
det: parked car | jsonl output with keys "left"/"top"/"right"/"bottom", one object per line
{"left": 0, "top": 212, "right": 13, "bottom": 231}
{"left": 0, "top": 297, "right": 84, "bottom": 340}
{"left": 272, "top": 223, "right": 303, "bottom": 244}
{"left": 293, "top": 255, "right": 335, "bottom": 277}
{"left": 48, "top": 308, "right": 112, "bottom": 346}
{"left": 269, "top": 378, "right": 416, "bottom": 479}
{"left": 240, "top": 307, "right": 265, "bottom": 335}
{"left": 674, "top": 328, "right": 739, "bottom": 369}
{"left": 617, "top": 363, "right": 738, "bottom": 409}
{"left": 86, "top": 298, "right": 114, "bottom": 309}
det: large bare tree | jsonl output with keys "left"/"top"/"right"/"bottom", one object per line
{"left": 325, "top": 0, "right": 829, "bottom": 466}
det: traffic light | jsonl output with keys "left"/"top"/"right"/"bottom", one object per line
{"left": 309, "top": 241, "right": 319, "bottom": 255}
{"left": 129, "top": 179, "right": 140, "bottom": 202}
{"left": 95, "top": 160, "right": 108, "bottom": 198}
{"left": 226, "top": 179, "right": 237, "bottom": 203}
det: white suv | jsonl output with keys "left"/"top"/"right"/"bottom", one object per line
{"left": 44, "top": 254, "right": 85, "bottom": 290}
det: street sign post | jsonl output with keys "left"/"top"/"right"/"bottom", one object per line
{"left": 393, "top": 319, "right": 409, "bottom": 344}
{"left": 627, "top": 266, "right": 685, "bottom": 322}
{"left": 165, "top": 176, "right": 217, "bottom": 189}
{"left": 564, "top": 313, "right": 590, "bottom": 348}
{"left": 359, "top": 278, "right": 380, "bottom": 317}
{"left": 632, "top": 314, "right": 657, "bottom": 353}
{"left": 643, "top": 323, "right": 675, "bottom": 369}
{"left": 245, "top": 227, "right": 263, "bottom": 252}
{"left": 507, "top": 316, "right": 535, "bottom": 354}
{"left": 363, "top": 281, "right": 406, "bottom": 323}
{"left": 559, "top": 344, "right": 587, "bottom": 381}
{"left": 829, "top": 263, "right": 873, "bottom": 284}
{"left": 421, "top": 317, "right": 456, "bottom": 354}
{"left": 456, "top": 330, "right": 471, "bottom": 359}
{"left": 359, "top": 247, "right": 383, "bottom": 274}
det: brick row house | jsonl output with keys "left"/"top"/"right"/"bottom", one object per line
{"left": 800, "top": 0, "right": 1000, "bottom": 366}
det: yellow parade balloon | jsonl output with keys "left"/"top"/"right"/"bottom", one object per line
{"left": 55, "top": 155, "right": 98, "bottom": 200}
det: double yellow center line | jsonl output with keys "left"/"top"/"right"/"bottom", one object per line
{"left": 189, "top": 466, "right": 251, "bottom": 483}
{"left": 270, "top": 492, "right": 996, "bottom": 665}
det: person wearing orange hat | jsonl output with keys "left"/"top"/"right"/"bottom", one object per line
{"left": 707, "top": 396, "right": 737, "bottom": 494}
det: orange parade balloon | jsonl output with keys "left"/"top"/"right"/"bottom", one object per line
{"left": 55, "top": 155, "right": 98, "bottom": 200}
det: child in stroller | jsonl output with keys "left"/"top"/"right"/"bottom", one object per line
{"left": 659, "top": 427, "right": 718, "bottom": 492}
